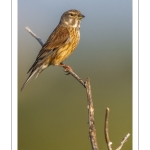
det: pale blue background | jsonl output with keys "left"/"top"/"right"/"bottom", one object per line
{"left": 18, "top": 0, "right": 132, "bottom": 150}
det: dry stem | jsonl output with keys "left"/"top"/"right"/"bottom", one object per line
{"left": 104, "top": 108, "right": 130, "bottom": 150}
{"left": 105, "top": 108, "right": 112, "bottom": 150}
{"left": 85, "top": 78, "right": 99, "bottom": 150}
{"left": 116, "top": 133, "right": 130, "bottom": 150}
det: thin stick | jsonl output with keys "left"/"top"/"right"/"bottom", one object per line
{"left": 116, "top": 133, "right": 130, "bottom": 150}
{"left": 104, "top": 108, "right": 112, "bottom": 150}
{"left": 64, "top": 68, "right": 85, "bottom": 87}
{"left": 85, "top": 78, "right": 99, "bottom": 150}
{"left": 25, "top": 27, "right": 43, "bottom": 46}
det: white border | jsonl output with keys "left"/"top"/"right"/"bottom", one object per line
{"left": 133, "top": 0, "right": 138, "bottom": 150}
{"left": 0, "top": 1, "right": 12, "bottom": 150}
{"left": 12, "top": 0, "right": 18, "bottom": 150}
{"left": 139, "top": 1, "right": 150, "bottom": 150}
{"left": 0, "top": 1, "right": 13, "bottom": 150}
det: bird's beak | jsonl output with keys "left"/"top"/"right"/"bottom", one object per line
{"left": 78, "top": 14, "right": 85, "bottom": 19}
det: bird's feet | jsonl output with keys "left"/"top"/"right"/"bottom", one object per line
{"left": 59, "top": 63, "right": 72, "bottom": 74}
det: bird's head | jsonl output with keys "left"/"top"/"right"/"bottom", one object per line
{"left": 60, "top": 9, "right": 85, "bottom": 28}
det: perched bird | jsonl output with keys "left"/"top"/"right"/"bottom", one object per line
{"left": 21, "top": 9, "right": 85, "bottom": 90}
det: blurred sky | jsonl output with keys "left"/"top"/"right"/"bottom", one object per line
{"left": 18, "top": 0, "right": 132, "bottom": 150}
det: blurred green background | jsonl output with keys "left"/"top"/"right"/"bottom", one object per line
{"left": 18, "top": 0, "right": 132, "bottom": 150}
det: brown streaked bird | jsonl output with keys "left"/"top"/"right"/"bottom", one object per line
{"left": 21, "top": 9, "right": 85, "bottom": 90}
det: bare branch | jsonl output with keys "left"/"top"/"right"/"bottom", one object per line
{"left": 85, "top": 78, "right": 99, "bottom": 150}
{"left": 25, "top": 27, "right": 44, "bottom": 46}
{"left": 104, "top": 108, "right": 130, "bottom": 150}
{"left": 63, "top": 68, "right": 85, "bottom": 87}
{"left": 116, "top": 133, "right": 130, "bottom": 150}
{"left": 104, "top": 108, "right": 112, "bottom": 150}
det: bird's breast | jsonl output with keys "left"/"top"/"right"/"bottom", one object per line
{"left": 68, "top": 27, "right": 80, "bottom": 48}
{"left": 50, "top": 27, "right": 80, "bottom": 66}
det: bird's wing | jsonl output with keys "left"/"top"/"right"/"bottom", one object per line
{"left": 38, "top": 25, "right": 70, "bottom": 59}
{"left": 27, "top": 25, "right": 70, "bottom": 73}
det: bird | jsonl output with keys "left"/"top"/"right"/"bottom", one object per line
{"left": 21, "top": 9, "right": 85, "bottom": 90}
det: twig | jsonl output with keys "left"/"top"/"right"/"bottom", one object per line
{"left": 104, "top": 108, "right": 112, "bottom": 150}
{"left": 64, "top": 68, "right": 85, "bottom": 87}
{"left": 116, "top": 133, "right": 130, "bottom": 150}
{"left": 25, "top": 27, "right": 43, "bottom": 46}
{"left": 25, "top": 27, "right": 99, "bottom": 150}
{"left": 104, "top": 108, "right": 130, "bottom": 150}
{"left": 85, "top": 78, "right": 99, "bottom": 150}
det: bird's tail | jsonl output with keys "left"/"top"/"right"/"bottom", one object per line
{"left": 20, "top": 69, "right": 39, "bottom": 91}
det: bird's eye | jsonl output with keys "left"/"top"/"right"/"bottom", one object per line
{"left": 70, "top": 13, "right": 74, "bottom": 16}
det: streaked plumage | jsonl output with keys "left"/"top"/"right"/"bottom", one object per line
{"left": 21, "top": 9, "right": 85, "bottom": 90}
